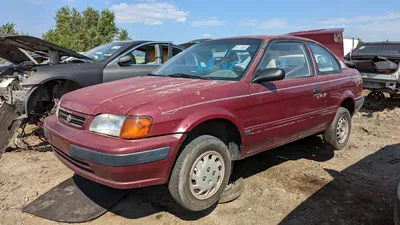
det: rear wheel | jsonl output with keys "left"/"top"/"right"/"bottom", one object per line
{"left": 168, "top": 135, "right": 231, "bottom": 211}
{"left": 323, "top": 107, "right": 352, "bottom": 150}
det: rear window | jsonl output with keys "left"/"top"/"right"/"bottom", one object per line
{"left": 352, "top": 44, "right": 400, "bottom": 56}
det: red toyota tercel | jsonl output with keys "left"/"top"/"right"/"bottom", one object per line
{"left": 44, "top": 33, "right": 364, "bottom": 211}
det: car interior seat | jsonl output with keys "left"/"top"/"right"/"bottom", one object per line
{"left": 146, "top": 48, "right": 156, "bottom": 64}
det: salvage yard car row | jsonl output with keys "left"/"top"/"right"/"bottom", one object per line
{"left": 42, "top": 29, "right": 365, "bottom": 211}
{"left": 3, "top": 26, "right": 399, "bottom": 222}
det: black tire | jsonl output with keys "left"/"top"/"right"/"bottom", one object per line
{"left": 168, "top": 135, "right": 231, "bottom": 211}
{"left": 219, "top": 177, "right": 244, "bottom": 204}
{"left": 0, "top": 104, "right": 20, "bottom": 155}
{"left": 323, "top": 107, "right": 352, "bottom": 150}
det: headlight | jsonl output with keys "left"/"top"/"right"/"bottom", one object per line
{"left": 21, "top": 84, "right": 37, "bottom": 91}
{"left": 89, "top": 114, "right": 152, "bottom": 139}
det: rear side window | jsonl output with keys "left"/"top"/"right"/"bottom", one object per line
{"left": 308, "top": 42, "right": 341, "bottom": 75}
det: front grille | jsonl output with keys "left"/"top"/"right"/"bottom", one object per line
{"left": 53, "top": 147, "right": 94, "bottom": 174}
{"left": 59, "top": 109, "right": 86, "bottom": 127}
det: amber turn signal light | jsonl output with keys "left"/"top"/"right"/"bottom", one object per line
{"left": 120, "top": 117, "right": 152, "bottom": 139}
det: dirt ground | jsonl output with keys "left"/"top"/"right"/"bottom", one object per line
{"left": 1, "top": 106, "right": 400, "bottom": 225}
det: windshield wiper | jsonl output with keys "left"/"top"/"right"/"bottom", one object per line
{"left": 166, "top": 73, "right": 210, "bottom": 80}
{"left": 147, "top": 73, "right": 163, "bottom": 76}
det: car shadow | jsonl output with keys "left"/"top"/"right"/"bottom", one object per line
{"left": 105, "top": 135, "right": 335, "bottom": 221}
{"left": 231, "top": 135, "right": 334, "bottom": 181}
{"left": 260, "top": 82, "right": 278, "bottom": 93}
{"left": 278, "top": 143, "right": 400, "bottom": 225}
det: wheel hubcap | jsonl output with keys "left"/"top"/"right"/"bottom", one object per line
{"left": 189, "top": 151, "right": 225, "bottom": 200}
{"left": 336, "top": 115, "right": 349, "bottom": 144}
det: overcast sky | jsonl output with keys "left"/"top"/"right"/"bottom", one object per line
{"left": 2, "top": 0, "right": 400, "bottom": 44}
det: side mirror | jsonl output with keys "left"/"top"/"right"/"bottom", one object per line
{"left": 252, "top": 68, "right": 285, "bottom": 83}
{"left": 118, "top": 55, "right": 134, "bottom": 66}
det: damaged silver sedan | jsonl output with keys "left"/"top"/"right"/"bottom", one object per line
{"left": 0, "top": 33, "right": 184, "bottom": 151}
{"left": 345, "top": 42, "right": 400, "bottom": 108}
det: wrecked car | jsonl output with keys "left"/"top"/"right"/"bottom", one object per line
{"left": 0, "top": 34, "right": 184, "bottom": 150}
{"left": 345, "top": 42, "right": 400, "bottom": 108}
{"left": 44, "top": 29, "right": 364, "bottom": 212}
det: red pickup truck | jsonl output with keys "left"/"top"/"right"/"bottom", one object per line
{"left": 44, "top": 29, "right": 364, "bottom": 212}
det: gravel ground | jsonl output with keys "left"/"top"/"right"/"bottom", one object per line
{"left": 0, "top": 107, "right": 399, "bottom": 225}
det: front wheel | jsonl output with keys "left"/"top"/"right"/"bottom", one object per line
{"left": 323, "top": 107, "right": 352, "bottom": 150}
{"left": 168, "top": 135, "right": 231, "bottom": 211}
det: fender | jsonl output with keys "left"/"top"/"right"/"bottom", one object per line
{"left": 20, "top": 62, "right": 104, "bottom": 87}
{"left": 23, "top": 76, "right": 83, "bottom": 88}
{"left": 174, "top": 106, "right": 245, "bottom": 143}
{"left": 338, "top": 89, "right": 356, "bottom": 111}
{"left": 39, "top": 76, "right": 83, "bottom": 87}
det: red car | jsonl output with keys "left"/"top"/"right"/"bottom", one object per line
{"left": 44, "top": 29, "right": 364, "bottom": 212}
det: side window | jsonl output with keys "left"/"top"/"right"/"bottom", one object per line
{"left": 256, "top": 42, "right": 314, "bottom": 80}
{"left": 160, "top": 46, "right": 183, "bottom": 62}
{"left": 121, "top": 45, "right": 157, "bottom": 65}
{"left": 308, "top": 42, "right": 341, "bottom": 75}
{"left": 131, "top": 50, "right": 146, "bottom": 64}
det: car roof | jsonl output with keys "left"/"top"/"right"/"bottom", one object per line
{"left": 113, "top": 40, "right": 150, "bottom": 45}
{"left": 115, "top": 40, "right": 183, "bottom": 47}
{"left": 364, "top": 41, "right": 400, "bottom": 45}
{"left": 214, "top": 35, "right": 318, "bottom": 43}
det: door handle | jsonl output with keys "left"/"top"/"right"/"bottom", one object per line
{"left": 313, "top": 88, "right": 321, "bottom": 94}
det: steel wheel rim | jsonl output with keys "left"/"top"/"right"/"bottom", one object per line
{"left": 367, "top": 91, "right": 385, "bottom": 104}
{"left": 336, "top": 115, "right": 349, "bottom": 144}
{"left": 189, "top": 150, "right": 225, "bottom": 200}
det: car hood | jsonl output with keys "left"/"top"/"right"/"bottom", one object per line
{"left": 0, "top": 33, "right": 91, "bottom": 64}
{"left": 61, "top": 76, "right": 230, "bottom": 115}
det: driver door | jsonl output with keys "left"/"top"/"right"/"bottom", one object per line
{"left": 102, "top": 42, "right": 180, "bottom": 83}
{"left": 244, "top": 41, "right": 322, "bottom": 155}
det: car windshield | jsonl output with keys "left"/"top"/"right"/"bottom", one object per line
{"left": 152, "top": 38, "right": 262, "bottom": 81}
{"left": 84, "top": 42, "right": 130, "bottom": 61}
{"left": 352, "top": 43, "right": 400, "bottom": 56}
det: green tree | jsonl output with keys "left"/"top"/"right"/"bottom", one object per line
{"left": 0, "top": 22, "right": 26, "bottom": 35}
{"left": 117, "top": 29, "right": 131, "bottom": 41}
{"left": 43, "top": 6, "right": 131, "bottom": 52}
{"left": 356, "top": 38, "right": 365, "bottom": 48}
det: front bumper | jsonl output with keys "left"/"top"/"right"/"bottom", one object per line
{"left": 44, "top": 115, "right": 185, "bottom": 189}
{"left": 395, "top": 180, "right": 400, "bottom": 225}
{"left": 355, "top": 96, "right": 365, "bottom": 114}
